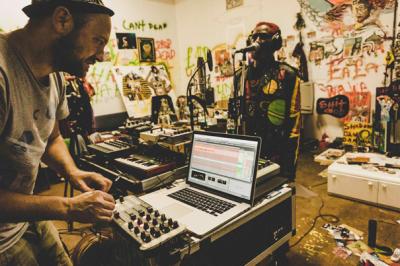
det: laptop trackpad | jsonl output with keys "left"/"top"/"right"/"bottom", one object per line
{"left": 162, "top": 203, "right": 193, "bottom": 218}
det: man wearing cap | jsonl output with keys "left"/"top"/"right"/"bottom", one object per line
{"left": 239, "top": 22, "right": 301, "bottom": 180}
{"left": 0, "top": 1, "right": 115, "bottom": 265}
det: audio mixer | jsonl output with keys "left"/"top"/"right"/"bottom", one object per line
{"left": 113, "top": 195, "right": 186, "bottom": 251}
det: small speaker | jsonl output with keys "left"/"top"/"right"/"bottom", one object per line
{"left": 368, "top": 219, "right": 377, "bottom": 247}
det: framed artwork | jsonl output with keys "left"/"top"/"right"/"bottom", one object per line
{"left": 226, "top": 0, "right": 243, "bottom": 10}
{"left": 137, "top": 37, "right": 156, "bottom": 62}
{"left": 116, "top": 33, "right": 137, "bottom": 49}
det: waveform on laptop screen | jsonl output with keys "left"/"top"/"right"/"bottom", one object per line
{"left": 191, "top": 141, "right": 254, "bottom": 182}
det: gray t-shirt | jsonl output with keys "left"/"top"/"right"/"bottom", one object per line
{"left": 0, "top": 34, "right": 69, "bottom": 253}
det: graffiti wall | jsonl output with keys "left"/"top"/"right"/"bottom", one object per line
{"left": 174, "top": 0, "right": 398, "bottom": 139}
{"left": 300, "top": 0, "right": 396, "bottom": 139}
{"left": 89, "top": 0, "right": 180, "bottom": 116}
{"left": 0, "top": 0, "right": 180, "bottom": 118}
{"left": 174, "top": 0, "right": 300, "bottom": 109}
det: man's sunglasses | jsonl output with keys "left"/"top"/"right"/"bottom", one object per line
{"left": 251, "top": 32, "right": 278, "bottom": 41}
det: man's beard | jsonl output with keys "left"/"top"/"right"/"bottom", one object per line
{"left": 253, "top": 42, "right": 275, "bottom": 62}
{"left": 52, "top": 31, "right": 86, "bottom": 77}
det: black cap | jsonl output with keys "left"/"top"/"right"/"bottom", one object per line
{"left": 23, "top": 0, "right": 114, "bottom": 17}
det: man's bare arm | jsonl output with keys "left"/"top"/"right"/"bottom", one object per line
{"left": 0, "top": 189, "right": 69, "bottom": 223}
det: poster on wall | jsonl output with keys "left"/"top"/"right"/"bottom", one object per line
{"left": 112, "top": 65, "right": 175, "bottom": 118}
{"left": 226, "top": 0, "right": 243, "bottom": 10}
{"left": 116, "top": 33, "right": 137, "bottom": 49}
{"left": 343, "top": 122, "right": 372, "bottom": 147}
{"left": 137, "top": 37, "right": 156, "bottom": 62}
{"left": 316, "top": 95, "right": 349, "bottom": 118}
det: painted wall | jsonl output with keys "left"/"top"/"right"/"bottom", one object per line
{"left": 91, "top": 0, "right": 181, "bottom": 117}
{"left": 174, "top": 0, "right": 398, "bottom": 141}
{"left": 299, "top": 0, "right": 397, "bottom": 141}
{"left": 0, "top": 0, "right": 181, "bottom": 117}
{"left": 0, "top": 0, "right": 29, "bottom": 30}
{"left": 174, "top": 0, "right": 301, "bottom": 107}
{"left": 1, "top": 0, "right": 398, "bottom": 140}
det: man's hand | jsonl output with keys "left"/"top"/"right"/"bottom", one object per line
{"left": 68, "top": 169, "right": 112, "bottom": 192}
{"left": 67, "top": 190, "right": 115, "bottom": 223}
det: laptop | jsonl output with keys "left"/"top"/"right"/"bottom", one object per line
{"left": 140, "top": 131, "right": 261, "bottom": 237}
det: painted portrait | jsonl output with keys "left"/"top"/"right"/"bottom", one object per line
{"left": 138, "top": 37, "right": 156, "bottom": 62}
{"left": 116, "top": 33, "right": 137, "bottom": 49}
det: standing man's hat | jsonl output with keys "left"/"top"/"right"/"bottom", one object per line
{"left": 23, "top": 0, "right": 114, "bottom": 17}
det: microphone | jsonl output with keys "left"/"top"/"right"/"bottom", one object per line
{"left": 206, "top": 49, "right": 213, "bottom": 71}
{"left": 197, "top": 57, "right": 206, "bottom": 93}
{"left": 235, "top": 43, "right": 260, "bottom": 54}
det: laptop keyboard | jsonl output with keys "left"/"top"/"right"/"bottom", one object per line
{"left": 168, "top": 188, "right": 236, "bottom": 216}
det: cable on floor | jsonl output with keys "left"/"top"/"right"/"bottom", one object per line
{"left": 290, "top": 190, "right": 339, "bottom": 248}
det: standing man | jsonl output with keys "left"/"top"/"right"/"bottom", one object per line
{"left": 241, "top": 22, "right": 301, "bottom": 180}
{"left": 0, "top": 1, "right": 115, "bottom": 265}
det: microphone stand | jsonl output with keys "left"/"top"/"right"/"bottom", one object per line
{"left": 231, "top": 51, "right": 247, "bottom": 134}
{"left": 186, "top": 61, "right": 208, "bottom": 131}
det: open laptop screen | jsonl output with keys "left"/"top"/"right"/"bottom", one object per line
{"left": 188, "top": 132, "right": 260, "bottom": 202}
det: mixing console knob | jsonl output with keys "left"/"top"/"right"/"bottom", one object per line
{"left": 137, "top": 219, "right": 143, "bottom": 225}
{"left": 151, "top": 228, "right": 161, "bottom": 238}
{"left": 147, "top": 207, "right": 153, "bottom": 213}
{"left": 161, "top": 214, "right": 166, "bottom": 221}
{"left": 152, "top": 219, "right": 158, "bottom": 226}
{"left": 128, "top": 222, "right": 134, "bottom": 230}
{"left": 138, "top": 210, "right": 145, "bottom": 217}
{"left": 154, "top": 210, "right": 160, "bottom": 217}
{"left": 143, "top": 223, "right": 149, "bottom": 230}
{"left": 134, "top": 226, "right": 140, "bottom": 234}
{"left": 119, "top": 196, "right": 124, "bottom": 203}
{"left": 146, "top": 214, "right": 151, "bottom": 221}
{"left": 172, "top": 221, "right": 179, "bottom": 229}
{"left": 113, "top": 211, "right": 120, "bottom": 219}
{"left": 141, "top": 232, "right": 151, "bottom": 243}
{"left": 130, "top": 214, "right": 137, "bottom": 221}
{"left": 168, "top": 218, "right": 173, "bottom": 226}
{"left": 161, "top": 225, "right": 170, "bottom": 234}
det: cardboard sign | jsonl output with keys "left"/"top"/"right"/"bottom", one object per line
{"left": 343, "top": 122, "right": 372, "bottom": 147}
{"left": 317, "top": 95, "right": 349, "bottom": 118}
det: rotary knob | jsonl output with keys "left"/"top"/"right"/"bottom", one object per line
{"left": 146, "top": 214, "right": 151, "bottom": 221}
{"left": 140, "top": 232, "right": 151, "bottom": 243}
{"left": 172, "top": 221, "right": 179, "bottom": 229}
{"left": 151, "top": 228, "right": 161, "bottom": 238}
{"left": 133, "top": 226, "right": 140, "bottom": 234}
{"left": 128, "top": 222, "right": 134, "bottom": 230}
{"left": 143, "top": 223, "right": 149, "bottom": 230}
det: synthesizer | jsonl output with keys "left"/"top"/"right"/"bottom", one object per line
{"left": 120, "top": 119, "right": 154, "bottom": 139}
{"left": 159, "top": 127, "right": 192, "bottom": 144}
{"left": 139, "top": 127, "right": 164, "bottom": 143}
{"left": 256, "top": 159, "right": 281, "bottom": 184}
{"left": 140, "top": 127, "right": 192, "bottom": 144}
{"left": 113, "top": 154, "right": 177, "bottom": 179}
{"left": 113, "top": 195, "right": 186, "bottom": 251}
{"left": 87, "top": 139, "right": 136, "bottom": 158}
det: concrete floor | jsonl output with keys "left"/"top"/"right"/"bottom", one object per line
{"left": 39, "top": 151, "right": 400, "bottom": 265}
